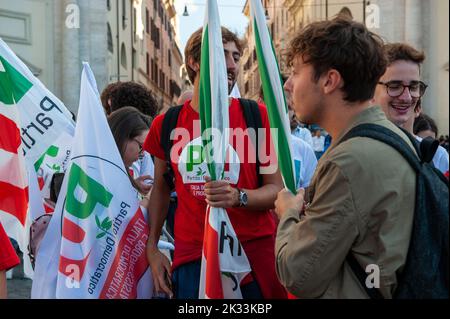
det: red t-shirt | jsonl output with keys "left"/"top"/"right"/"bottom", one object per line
{"left": 144, "top": 98, "right": 278, "bottom": 270}
{"left": 0, "top": 223, "right": 20, "bottom": 271}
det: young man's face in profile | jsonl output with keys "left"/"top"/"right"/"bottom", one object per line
{"left": 223, "top": 41, "right": 241, "bottom": 94}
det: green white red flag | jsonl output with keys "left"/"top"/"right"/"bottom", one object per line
{"left": 198, "top": 0, "right": 252, "bottom": 299}
{"left": 32, "top": 63, "right": 152, "bottom": 298}
{"left": 0, "top": 38, "right": 75, "bottom": 274}
{"left": 250, "top": 0, "right": 297, "bottom": 194}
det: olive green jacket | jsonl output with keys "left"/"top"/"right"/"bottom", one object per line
{"left": 276, "top": 106, "right": 416, "bottom": 299}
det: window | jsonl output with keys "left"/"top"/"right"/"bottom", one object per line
{"left": 107, "top": 23, "right": 113, "bottom": 53}
{"left": 121, "top": 43, "right": 127, "bottom": 69}
{"left": 146, "top": 53, "right": 150, "bottom": 75}
{"left": 146, "top": 9, "right": 149, "bottom": 33}
{"left": 122, "top": 0, "right": 127, "bottom": 29}
{"left": 168, "top": 49, "right": 171, "bottom": 67}
{"left": 132, "top": 48, "right": 137, "bottom": 69}
{"left": 107, "top": 0, "right": 111, "bottom": 10}
{"left": 151, "top": 58, "right": 154, "bottom": 80}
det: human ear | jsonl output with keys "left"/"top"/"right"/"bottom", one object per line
{"left": 188, "top": 57, "right": 200, "bottom": 73}
{"left": 323, "top": 69, "right": 343, "bottom": 95}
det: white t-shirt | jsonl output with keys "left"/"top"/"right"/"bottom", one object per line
{"left": 292, "top": 126, "right": 314, "bottom": 148}
{"left": 131, "top": 151, "right": 154, "bottom": 182}
{"left": 415, "top": 136, "right": 449, "bottom": 174}
{"left": 290, "top": 135, "right": 318, "bottom": 189}
{"left": 312, "top": 135, "right": 325, "bottom": 153}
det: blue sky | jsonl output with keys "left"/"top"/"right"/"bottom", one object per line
{"left": 174, "top": 0, "right": 248, "bottom": 55}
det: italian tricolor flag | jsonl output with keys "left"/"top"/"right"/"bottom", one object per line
{"left": 250, "top": 0, "right": 297, "bottom": 194}
{"left": 198, "top": 0, "right": 251, "bottom": 299}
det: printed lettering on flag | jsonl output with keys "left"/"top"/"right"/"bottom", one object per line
{"left": 33, "top": 63, "right": 152, "bottom": 299}
{"left": 0, "top": 39, "right": 75, "bottom": 270}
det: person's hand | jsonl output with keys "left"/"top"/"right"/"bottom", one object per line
{"left": 135, "top": 175, "right": 153, "bottom": 195}
{"left": 204, "top": 176, "right": 239, "bottom": 208}
{"left": 146, "top": 244, "right": 173, "bottom": 298}
{"left": 275, "top": 188, "right": 305, "bottom": 219}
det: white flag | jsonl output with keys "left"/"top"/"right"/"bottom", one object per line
{"left": 32, "top": 63, "right": 152, "bottom": 299}
{"left": 0, "top": 38, "right": 74, "bottom": 269}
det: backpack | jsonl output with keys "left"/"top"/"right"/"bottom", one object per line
{"left": 341, "top": 123, "right": 449, "bottom": 299}
{"left": 160, "top": 98, "right": 263, "bottom": 190}
{"left": 28, "top": 213, "right": 52, "bottom": 270}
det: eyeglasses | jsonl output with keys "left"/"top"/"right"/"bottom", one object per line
{"left": 378, "top": 81, "right": 428, "bottom": 98}
{"left": 133, "top": 139, "right": 143, "bottom": 154}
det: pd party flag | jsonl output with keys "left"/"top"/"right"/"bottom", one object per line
{"left": 198, "top": 0, "right": 252, "bottom": 299}
{"left": 249, "top": 0, "right": 296, "bottom": 194}
{"left": 0, "top": 39, "right": 74, "bottom": 276}
{"left": 32, "top": 63, "right": 152, "bottom": 299}
{"left": 0, "top": 38, "right": 74, "bottom": 264}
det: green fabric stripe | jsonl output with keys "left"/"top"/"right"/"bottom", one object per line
{"left": 198, "top": 25, "right": 217, "bottom": 181}
{"left": 254, "top": 20, "right": 296, "bottom": 194}
{"left": 0, "top": 56, "right": 32, "bottom": 105}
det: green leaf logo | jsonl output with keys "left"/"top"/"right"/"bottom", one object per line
{"left": 95, "top": 215, "right": 113, "bottom": 239}
{"left": 196, "top": 166, "right": 205, "bottom": 177}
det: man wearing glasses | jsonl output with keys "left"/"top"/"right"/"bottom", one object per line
{"left": 374, "top": 43, "right": 449, "bottom": 174}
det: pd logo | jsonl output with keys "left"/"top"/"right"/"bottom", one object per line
{"left": 59, "top": 163, "right": 113, "bottom": 281}
{"left": 178, "top": 137, "right": 240, "bottom": 190}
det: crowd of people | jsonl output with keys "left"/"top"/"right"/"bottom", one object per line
{"left": 1, "top": 15, "right": 449, "bottom": 299}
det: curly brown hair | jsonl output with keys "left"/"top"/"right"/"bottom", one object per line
{"left": 285, "top": 17, "right": 387, "bottom": 103}
{"left": 100, "top": 82, "right": 121, "bottom": 114}
{"left": 104, "top": 81, "right": 158, "bottom": 117}
{"left": 383, "top": 43, "right": 425, "bottom": 67}
{"left": 184, "top": 27, "right": 244, "bottom": 84}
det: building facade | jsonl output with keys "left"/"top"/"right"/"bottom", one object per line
{"left": 0, "top": 0, "right": 184, "bottom": 114}
{"left": 0, "top": 0, "right": 108, "bottom": 113}
{"left": 106, "top": 0, "right": 183, "bottom": 113}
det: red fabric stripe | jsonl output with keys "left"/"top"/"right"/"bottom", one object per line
{"left": 59, "top": 252, "right": 90, "bottom": 282}
{"left": 0, "top": 114, "right": 21, "bottom": 154}
{"left": 99, "top": 207, "right": 149, "bottom": 299}
{"left": 62, "top": 217, "right": 86, "bottom": 244}
{"left": 203, "top": 207, "right": 223, "bottom": 298}
{"left": 0, "top": 181, "right": 28, "bottom": 226}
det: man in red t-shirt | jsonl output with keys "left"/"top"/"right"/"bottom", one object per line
{"left": 144, "top": 27, "right": 286, "bottom": 299}
{"left": 0, "top": 223, "right": 20, "bottom": 299}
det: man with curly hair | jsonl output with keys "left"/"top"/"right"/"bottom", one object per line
{"left": 101, "top": 81, "right": 158, "bottom": 117}
{"left": 101, "top": 81, "right": 158, "bottom": 195}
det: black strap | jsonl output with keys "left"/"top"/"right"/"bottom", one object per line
{"left": 239, "top": 98, "right": 263, "bottom": 187}
{"left": 346, "top": 253, "right": 385, "bottom": 299}
{"left": 420, "top": 137, "right": 439, "bottom": 164}
{"left": 160, "top": 105, "right": 183, "bottom": 190}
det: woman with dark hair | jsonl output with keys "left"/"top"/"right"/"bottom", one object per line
{"left": 108, "top": 106, "right": 152, "bottom": 195}
{"left": 413, "top": 112, "right": 449, "bottom": 174}
{"left": 414, "top": 113, "right": 438, "bottom": 140}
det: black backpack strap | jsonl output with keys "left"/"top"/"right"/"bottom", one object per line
{"left": 239, "top": 98, "right": 263, "bottom": 187}
{"left": 346, "top": 253, "right": 385, "bottom": 299}
{"left": 419, "top": 137, "right": 440, "bottom": 164}
{"left": 160, "top": 105, "right": 183, "bottom": 190}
